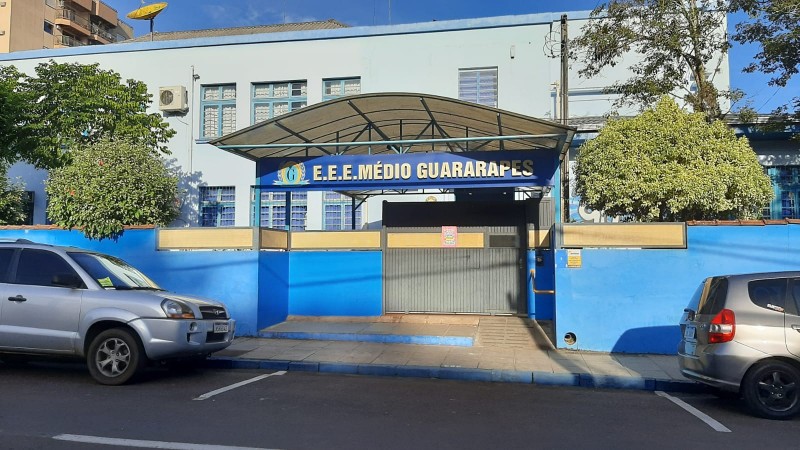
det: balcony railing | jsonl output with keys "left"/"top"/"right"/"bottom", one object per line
{"left": 56, "top": 9, "right": 92, "bottom": 33}
{"left": 55, "top": 35, "right": 86, "bottom": 47}
{"left": 90, "top": 23, "right": 115, "bottom": 42}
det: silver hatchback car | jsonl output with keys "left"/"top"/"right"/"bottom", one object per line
{"left": 678, "top": 271, "right": 800, "bottom": 419}
{"left": 0, "top": 241, "right": 236, "bottom": 385}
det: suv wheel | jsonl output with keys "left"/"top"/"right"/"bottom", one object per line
{"left": 87, "top": 328, "right": 146, "bottom": 385}
{"left": 742, "top": 361, "right": 800, "bottom": 420}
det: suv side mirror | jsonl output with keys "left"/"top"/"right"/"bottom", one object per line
{"left": 52, "top": 273, "right": 84, "bottom": 289}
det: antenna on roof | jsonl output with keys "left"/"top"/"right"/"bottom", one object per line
{"left": 126, "top": 1, "right": 168, "bottom": 42}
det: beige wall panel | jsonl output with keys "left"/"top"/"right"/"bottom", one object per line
{"left": 387, "top": 232, "right": 484, "bottom": 248}
{"left": 158, "top": 228, "right": 254, "bottom": 249}
{"left": 93, "top": 1, "right": 117, "bottom": 25}
{"left": 527, "top": 229, "right": 551, "bottom": 248}
{"left": 290, "top": 231, "right": 381, "bottom": 249}
{"left": 562, "top": 223, "right": 686, "bottom": 248}
{"left": 72, "top": 0, "right": 93, "bottom": 12}
{"left": 260, "top": 229, "right": 288, "bottom": 250}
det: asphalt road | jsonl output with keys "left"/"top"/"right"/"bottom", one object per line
{"left": 0, "top": 360, "right": 798, "bottom": 450}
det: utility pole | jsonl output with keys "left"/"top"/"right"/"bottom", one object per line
{"left": 560, "top": 14, "right": 570, "bottom": 222}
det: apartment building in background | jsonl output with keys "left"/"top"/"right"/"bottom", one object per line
{"left": 0, "top": 0, "right": 133, "bottom": 52}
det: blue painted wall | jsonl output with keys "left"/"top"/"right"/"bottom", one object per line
{"left": 259, "top": 251, "right": 290, "bottom": 328}
{"left": 288, "top": 251, "right": 383, "bottom": 316}
{"left": 554, "top": 225, "right": 799, "bottom": 354}
{"left": 527, "top": 249, "right": 555, "bottom": 320}
{"left": 0, "top": 229, "right": 266, "bottom": 336}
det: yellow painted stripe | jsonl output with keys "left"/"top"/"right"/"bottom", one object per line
{"left": 387, "top": 232, "right": 484, "bottom": 248}
{"left": 290, "top": 231, "right": 381, "bottom": 249}
{"left": 562, "top": 223, "right": 686, "bottom": 248}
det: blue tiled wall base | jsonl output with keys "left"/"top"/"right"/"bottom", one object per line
{"left": 258, "top": 331, "right": 474, "bottom": 347}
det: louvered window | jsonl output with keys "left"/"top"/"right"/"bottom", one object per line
{"left": 201, "top": 84, "right": 237, "bottom": 138}
{"left": 323, "top": 78, "right": 361, "bottom": 101}
{"left": 252, "top": 81, "right": 307, "bottom": 124}
{"left": 458, "top": 68, "right": 498, "bottom": 107}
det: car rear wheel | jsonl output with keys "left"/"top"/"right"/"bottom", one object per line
{"left": 742, "top": 360, "right": 800, "bottom": 420}
{"left": 87, "top": 328, "right": 146, "bottom": 386}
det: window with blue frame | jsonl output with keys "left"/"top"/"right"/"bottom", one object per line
{"left": 201, "top": 84, "right": 237, "bottom": 138}
{"left": 252, "top": 81, "right": 307, "bottom": 124}
{"left": 458, "top": 67, "right": 498, "bottom": 107}
{"left": 764, "top": 166, "right": 800, "bottom": 219}
{"left": 322, "top": 78, "right": 361, "bottom": 101}
{"left": 199, "top": 186, "right": 235, "bottom": 227}
{"left": 253, "top": 191, "right": 307, "bottom": 230}
{"left": 323, "top": 192, "right": 362, "bottom": 230}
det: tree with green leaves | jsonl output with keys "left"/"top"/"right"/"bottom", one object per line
{"left": 0, "top": 61, "right": 175, "bottom": 169}
{"left": 46, "top": 137, "right": 179, "bottom": 240}
{"left": 574, "top": 97, "right": 773, "bottom": 221}
{"left": 732, "top": 0, "right": 799, "bottom": 122}
{"left": 571, "top": 0, "right": 734, "bottom": 119}
{"left": 0, "top": 163, "right": 28, "bottom": 225}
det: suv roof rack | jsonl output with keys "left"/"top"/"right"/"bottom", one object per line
{"left": 0, "top": 238, "right": 37, "bottom": 244}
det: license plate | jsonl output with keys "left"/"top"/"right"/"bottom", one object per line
{"left": 213, "top": 322, "right": 229, "bottom": 333}
{"left": 684, "top": 325, "right": 696, "bottom": 340}
{"left": 685, "top": 341, "right": 696, "bottom": 356}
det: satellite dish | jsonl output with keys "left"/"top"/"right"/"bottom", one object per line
{"left": 126, "top": 2, "right": 168, "bottom": 41}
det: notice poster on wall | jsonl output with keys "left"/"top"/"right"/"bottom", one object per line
{"left": 441, "top": 226, "right": 458, "bottom": 247}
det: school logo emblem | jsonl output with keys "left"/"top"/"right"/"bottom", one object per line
{"left": 274, "top": 161, "right": 309, "bottom": 186}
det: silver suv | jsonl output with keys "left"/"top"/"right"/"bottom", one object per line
{"left": 678, "top": 271, "right": 800, "bottom": 419}
{"left": 0, "top": 240, "right": 235, "bottom": 385}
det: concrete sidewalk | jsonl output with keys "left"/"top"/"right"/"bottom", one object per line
{"left": 209, "top": 316, "right": 700, "bottom": 392}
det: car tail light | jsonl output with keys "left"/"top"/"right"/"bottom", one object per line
{"left": 708, "top": 309, "right": 735, "bottom": 343}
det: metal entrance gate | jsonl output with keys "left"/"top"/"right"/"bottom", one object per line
{"left": 383, "top": 226, "right": 525, "bottom": 315}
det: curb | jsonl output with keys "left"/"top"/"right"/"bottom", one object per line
{"left": 257, "top": 331, "right": 474, "bottom": 347}
{"left": 204, "top": 357, "right": 706, "bottom": 393}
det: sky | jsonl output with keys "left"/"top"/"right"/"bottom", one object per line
{"left": 105, "top": 0, "right": 798, "bottom": 115}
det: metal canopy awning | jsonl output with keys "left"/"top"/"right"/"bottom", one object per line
{"left": 209, "top": 92, "right": 576, "bottom": 161}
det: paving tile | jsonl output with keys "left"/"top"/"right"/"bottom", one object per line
{"left": 372, "top": 353, "right": 412, "bottom": 365}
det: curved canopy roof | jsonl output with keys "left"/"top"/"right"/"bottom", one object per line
{"left": 209, "top": 92, "right": 575, "bottom": 161}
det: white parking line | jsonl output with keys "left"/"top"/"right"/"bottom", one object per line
{"left": 193, "top": 371, "right": 287, "bottom": 401}
{"left": 53, "top": 434, "right": 279, "bottom": 450}
{"left": 655, "top": 391, "right": 732, "bottom": 432}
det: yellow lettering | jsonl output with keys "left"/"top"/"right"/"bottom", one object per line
{"left": 499, "top": 160, "right": 511, "bottom": 177}
{"left": 522, "top": 160, "right": 534, "bottom": 176}
{"left": 452, "top": 161, "right": 463, "bottom": 178}
{"left": 487, "top": 161, "right": 499, "bottom": 177}
{"left": 440, "top": 162, "right": 451, "bottom": 178}
{"left": 428, "top": 163, "right": 439, "bottom": 178}
{"left": 358, "top": 164, "right": 372, "bottom": 180}
{"left": 476, "top": 161, "right": 487, "bottom": 177}
{"left": 417, "top": 163, "right": 427, "bottom": 179}
{"left": 463, "top": 161, "right": 475, "bottom": 178}
{"left": 511, "top": 160, "right": 522, "bottom": 176}
{"left": 400, "top": 163, "right": 412, "bottom": 179}
{"left": 313, "top": 165, "right": 323, "bottom": 181}
{"left": 342, "top": 165, "right": 352, "bottom": 180}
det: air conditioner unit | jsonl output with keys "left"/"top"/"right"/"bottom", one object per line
{"left": 159, "top": 86, "right": 188, "bottom": 113}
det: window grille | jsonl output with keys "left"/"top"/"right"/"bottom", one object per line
{"left": 201, "top": 85, "right": 237, "bottom": 138}
{"left": 252, "top": 81, "right": 307, "bottom": 124}
{"left": 199, "top": 186, "right": 235, "bottom": 227}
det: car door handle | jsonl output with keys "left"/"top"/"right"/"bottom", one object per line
{"left": 7, "top": 295, "right": 26, "bottom": 302}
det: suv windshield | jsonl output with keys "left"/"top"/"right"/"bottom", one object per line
{"left": 68, "top": 252, "right": 161, "bottom": 290}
